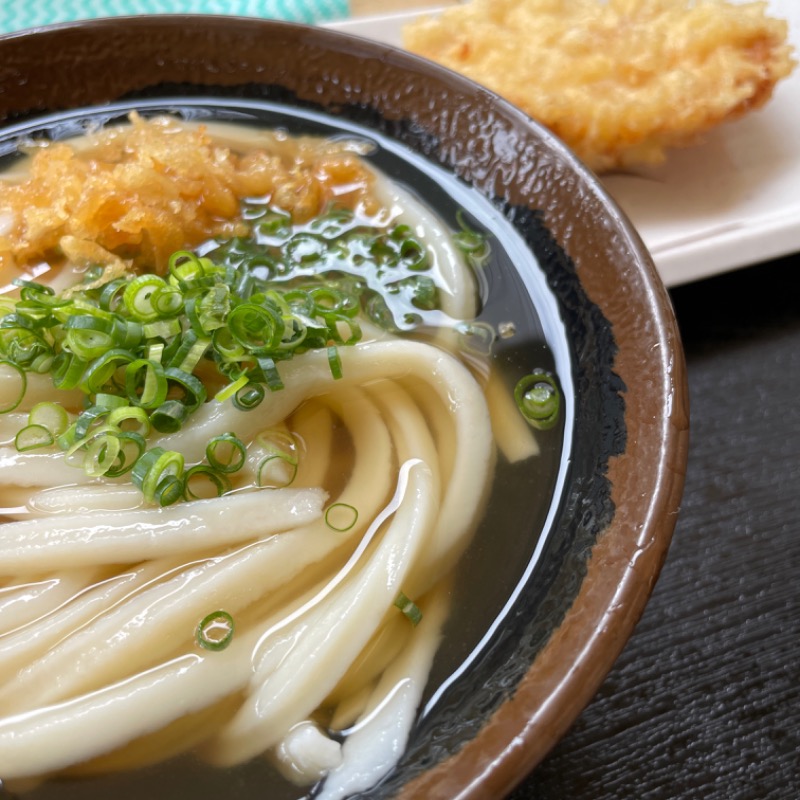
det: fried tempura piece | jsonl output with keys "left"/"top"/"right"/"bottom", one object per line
{"left": 0, "top": 114, "right": 379, "bottom": 274}
{"left": 403, "top": 0, "right": 796, "bottom": 172}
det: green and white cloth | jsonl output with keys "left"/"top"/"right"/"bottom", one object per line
{"left": 0, "top": 0, "right": 349, "bottom": 34}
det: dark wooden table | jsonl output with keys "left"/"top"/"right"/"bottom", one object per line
{"left": 509, "top": 255, "right": 800, "bottom": 798}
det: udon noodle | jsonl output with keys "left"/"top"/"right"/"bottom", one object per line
{"left": 0, "top": 114, "right": 544, "bottom": 797}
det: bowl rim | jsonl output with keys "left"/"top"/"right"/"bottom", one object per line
{"left": 0, "top": 15, "right": 690, "bottom": 799}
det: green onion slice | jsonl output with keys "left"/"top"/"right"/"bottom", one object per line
{"left": 95, "top": 392, "right": 129, "bottom": 410}
{"left": 327, "top": 346, "right": 343, "bottom": 380}
{"left": 324, "top": 503, "right": 358, "bottom": 532}
{"left": 184, "top": 465, "right": 232, "bottom": 500}
{"left": 453, "top": 209, "right": 491, "bottom": 267}
{"left": 143, "top": 318, "right": 182, "bottom": 341}
{"left": 151, "top": 284, "right": 184, "bottom": 317}
{"left": 232, "top": 382, "right": 265, "bottom": 411}
{"left": 63, "top": 315, "right": 116, "bottom": 360}
{"left": 256, "top": 452, "right": 298, "bottom": 489}
{"left": 82, "top": 431, "right": 122, "bottom": 478}
{"left": 394, "top": 592, "right": 423, "bottom": 626}
{"left": 196, "top": 610, "right": 235, "bottom": 652}
{"left": 125, "top": 358, "right": 168, "bottom": 409}
{"left": 104, "top": 431, "right": 147, "bottom": 478}
{"left": 167, "top": 332, "right": 211, "bottom": 374}
{"left": 15, "top": 423, "right": 55, "bottom": 452}
{"left": 149, "top": 400, "right": 190, "bottom": 434}
{"left": 206, "top": 433, "right": 247, "bottom": 474}
{"left": 99, "top": 277, "right": 130, "bottom": 312}
{"left": 215, "top": 374, "right": 249, "bottom": 404}
{"left": 51, "top": 352, "right": 88, "bottom": 391}
{"left": 106, "top": 405, "right": 151, "bottom": 437}
{"left": 514, "top": 371, "right": 561, "bottom": 430}
{"left": 164, "top": 368, "right": 207, "bottom": 411}
{"left": 131, "top": 447, "right": 185, "bottom": 504}
{"left": 123, "top": 275, "right": 168, "bottom": 322}
{"left": 81, "top": 349, "right": 134, "bottom": 394}
{"left": 64, "top": 425, "right": 124, "bottom": 478}
{"left": 227, "top": 302, "right": 283, "bottom": 353}
{"left": 155, "top": 474, "right": 185, "bottom": 507}
{"left": 254, "top": 357, "right": 284, "bottom": 392}
{"left": 74, "top": 405, "right": 112, "bottom": 440}
{"left": 27, "top": 401, "right": 69, "bottom": 436}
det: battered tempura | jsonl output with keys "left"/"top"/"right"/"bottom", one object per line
{"left": 403, "top": 0, "right": 796, "bottom": 172}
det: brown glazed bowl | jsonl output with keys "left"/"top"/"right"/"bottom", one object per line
{"left": 0, "top": 16, "right": 689, "bottom": 800}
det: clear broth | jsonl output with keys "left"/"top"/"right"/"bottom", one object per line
{"left": 0, "top": 100, "right": 571, "bottom": 800}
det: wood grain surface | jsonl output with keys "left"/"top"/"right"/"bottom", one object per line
{"left": 510, "top": 255, "right": 800, "bottom": 798}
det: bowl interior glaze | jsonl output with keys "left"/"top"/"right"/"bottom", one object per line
{"left": 0, "top": 17, "right": 689, "bottom": 800}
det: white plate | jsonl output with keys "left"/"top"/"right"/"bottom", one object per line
{"left": 326, "top": 1, "right": 800, "bottom": 287}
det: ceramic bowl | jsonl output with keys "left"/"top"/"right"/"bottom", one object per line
{"left": 0, "top": 16, "right": 689, "bottom": 800}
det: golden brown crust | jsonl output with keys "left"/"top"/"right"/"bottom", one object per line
{"left": 403, "top": 0, "right": 796, "bottom": 172}
{"left": 0, "top": 114, "right": 379, "bottom": 274}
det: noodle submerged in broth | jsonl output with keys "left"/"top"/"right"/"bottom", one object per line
{"left": 0, "top": 113, "right": 556, "bottom": 797}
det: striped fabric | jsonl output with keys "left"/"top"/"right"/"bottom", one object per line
{"left": 0, "top": 0, "right": 349, "bottom": 34}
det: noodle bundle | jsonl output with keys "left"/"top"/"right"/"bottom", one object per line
{"left": 0, "top": 114, "right": 547, "bottom": 796}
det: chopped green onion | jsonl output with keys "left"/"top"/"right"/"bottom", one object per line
{"left": 324, "top": 503, "right": 358, "bottom": 532}
{"left": 106, "top": 405, "right": 151, "bottom": 437}
{"left": 196, "top": 610, "right": 235, "bottom": 652}
{"left": 191, "top": 284, "right": 231, "bottom": 334}
{"left": 168, "top": 250, "right": 207, "bottom": 283}
{"left": 327, "top": 346, "right": 343, "bottom": 380}
{"left": 232, "top": 382, "right": 265, "bottom": 411}
{"left": 149, "top": 400, "right": 190, "bottom": 434}
{"left": 0, "top": 361, "right": 28, "bottom": 414}
{"left": 309, "top": 286, "right": 358, "bottom": 316}
{"left": 63, "top": 315, "right": 116, "bottom": 360}
{"left": 123, "top": 275, "right": 168, "bottom": 322}
{"left": 183, "top": 465, "right": 232, "bottom": 500}
{"left": 143, "top": 318, "right": 182, "bottom": 340}
{"left": 65, "top": 425, "right": 124, "bottom": 477}
{"left": 74, "top": 405, "right": 112, "bottom": 440}
{"left": 125, "top": 358, "right": 168, "bottom": 410}
{"left": 514, "top": 371, "right": 560, "bottom": 430}
{"left": 104, "top": 431, "right": 147, "bottom": 478}
{"left": 151, "top": 284, "right": 184, "bottom": 317}
{"left": 164, "top": 368, "right": 207, "bottom": 412}
{"left": 166, "top": 332, "right": 210, "bottom": 373}
{"left": 256, "top": 357, "right": 284, "bottom": 392}
{"left": 15, "top": 423, "right": 55, "bottom": 452}
{"left": 453, "top": 210, "right": 491, "bottom": 268}
{"left": 394, "top": 592, "right": 423, "bottom": 626}
{"left": 256, "top": 452, "right": 298, "bottom": 489}
{"left": 99, "top": 277, "right": 130, "bottom": 312}
{"left": 155, "top": 474, "right": 185, "bottom": 506}
{"left": 211, "top": 327, "right": 245, "bottom": 361}
{"left": 0, "top": 206, "right": 459, "bottom": 507}
{"left": 95, "top": 393, "right": 129, "bottom": 410}
{"left": 51, "top": 352, "right": 88, "bottom": 391}
{"left": 81, "top": 349, "right": 134, "bottom": 394}
{"left": 215, "top": 374, "right": 249, "bottom": 403}
{"left": 27, "top": 401, "right": 69, "bottom": 436}
{"left": 325, "top": 315, "right": 361, "bottom": 346}
{"left": 56, "top": 422, "right": 79, "bottom": 452}
{"left": 206, "top": 433, "right": 246, "bottom": 474}
{"left": 81, "top": 430, "right": 122, "bottom": 478}
{"left": 131, "top": 447, "right": 185, "bottom": 505}
{"left": 227, "top": 302, "right": 283, "bottom": 353}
